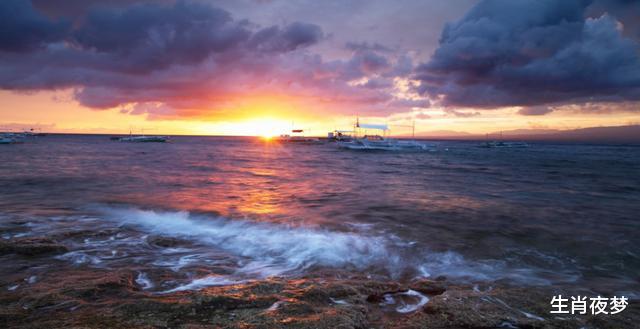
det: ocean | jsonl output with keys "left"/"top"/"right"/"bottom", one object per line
{"left": 2, "top": 135, "right": 638, "bottom": 296}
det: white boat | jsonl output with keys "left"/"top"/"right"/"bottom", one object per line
{"left": 0, "top": 135, "right": 23, "bottom": 144}
{"left": 3, "top": 132, "right": 26, "bottom": 139}
{"left": 276, "top": 129, "right": 321, "bottom": 144}
{"left": 338, "top": 122, "right": 432, "bottom": 151}
{"left": 118, "top": 135, "right": 169, "bottom": 143}
{"left": 479, "top": 132, "right": 529, "bottom": 148}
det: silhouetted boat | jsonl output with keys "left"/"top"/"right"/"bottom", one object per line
{"left": 479, "top": 132, "right": 529, "bottom": 148}
{"left": 276, "top": 129, "right": 321, "bottom": 144}
{"left": 118, "top": 135, "right": 169, "bottom": 143}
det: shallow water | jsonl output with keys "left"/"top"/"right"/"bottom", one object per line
{"left": 1, "top": 135, "right": 639, "bottom": 295}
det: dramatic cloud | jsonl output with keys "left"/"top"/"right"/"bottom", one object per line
{"left": 445, "top": 109, "right": 480, "bottom": 118}
{"left": 0, "top": 0, "right": 420, "bottom": 118}
{"left": 0, "top": 0, "right": 69, "bottom": 52}
{"left": 518, "top": 106, "right": 554, "bottom": 116}
{"left": 416, "top": 0, "right": 640, "bottom": 110}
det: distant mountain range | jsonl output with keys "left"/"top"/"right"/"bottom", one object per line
{"left": 414, "top": 125, "right": 640, "bottom": 143}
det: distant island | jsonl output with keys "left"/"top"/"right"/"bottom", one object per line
{"left": 414, "top": 125, "right": 640, "bottom": 144}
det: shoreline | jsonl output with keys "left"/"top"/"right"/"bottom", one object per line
{"left": 1, "top": 235, "right": 637, "bottom": 328}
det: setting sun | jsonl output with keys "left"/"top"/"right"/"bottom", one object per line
{"left": 235, "top": 118, "right": 292, "bottom": 138}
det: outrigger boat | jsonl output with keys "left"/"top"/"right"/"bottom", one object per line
{"left": 276, "top": 129, "right": 321, "bottom": 144}
{"left": 338, "top": 121, "right": 432, "bottom": 151}
{"left": 114, "top": 129, "right": 169, "bottom": 142}
{"left": 479, "top": 133, "right": 529, "bottom": 148}
{"left": 0, "top": 134, "right": 24, "bottom": 144}
{"left": 118, "top": 135, "right": 169, "bottom": 143}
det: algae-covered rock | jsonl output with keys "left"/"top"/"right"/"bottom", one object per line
{"left": 0, "top": 237, "right": 68, "bottom": 256}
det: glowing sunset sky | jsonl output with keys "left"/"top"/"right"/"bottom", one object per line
{"left": 1, "top": 0, "right": 640, "bottom": 136}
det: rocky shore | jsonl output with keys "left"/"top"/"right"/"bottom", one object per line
{"left": 1, "top": 234, "right": 638, "bottom": 329}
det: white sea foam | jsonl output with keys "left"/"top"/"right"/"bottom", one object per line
{"left": 57, "top": 251, "right": 103, "bottom": 265}
{"left": 94, "top": 206, "right": 569, "bottom": 288}
{"left": 266, "top": 300, "right": 284, "bottom": 311}
{"left": 393, "top": 290, "right": 429, "bottom": 313}
{"left": 163, "top": 276, "right": 243, "bottom": 293}
{"left": 102, "top": 207, "right": 392, "bottom": 274}
{"left": 135, "top": 272, "right": 154, "bottom": 290}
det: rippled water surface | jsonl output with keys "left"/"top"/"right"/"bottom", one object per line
{"left": 1, "top": 135, "right": 639, "bottom": 295}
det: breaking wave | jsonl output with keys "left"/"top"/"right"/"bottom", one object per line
{"left": 90, "top": 206, "right": 580, "bottom": 288}
{"left": 101, "top": 206, "right": 395, "bottom": 275}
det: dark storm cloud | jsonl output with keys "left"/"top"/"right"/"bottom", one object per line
{"left": 0, "top": 0, "right": 69, "bottom": 52}
{"left": 249, "top": 22, "right": 324, "bottom": 52}
{"left": 0, "top": 0, "right": 416, "bottom": 116}
{"left": 31, "top": 0, "right": 157, "bottom": 17}
{"left": 588, "top": 0, "right": 640, "bottom": 38}
{"left": 68, "top": 1, "right": 252, "bottom": 73}
{"left": 416, "top": 0, "right": 640, "bottom": 110}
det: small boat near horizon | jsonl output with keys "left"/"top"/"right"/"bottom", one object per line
{"left": 112, "top": 130, "right": 169, "bottom": 142}
{"left": 0, "top": 134, "right": 24, "bottom": 144}
{"left": 117, "top": 135, "right": 169, "bottom": 143}
{"left": 276, "top": 129, "right": 321, "bottom": 144}
{"left": 479, "top": 133, "right": 529, "bottom": 148}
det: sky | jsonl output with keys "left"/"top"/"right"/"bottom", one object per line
{"left": 1, "top": 0, "right": 640, "bottom": 136}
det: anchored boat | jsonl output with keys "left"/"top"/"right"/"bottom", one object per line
{"left": 338, "top": 121, "right": 432, "bottom": 151}
{"left": 118, "top": 135, "right": 169, "bottom": 143}
{"left": 276, "top": 129, "right": 321, "bottom": 144}
{"left": 479, "top": 133, "right": 529, "bottom": 148}
{"left": 0, "top": 134, "right": 24, "bottom": 144}
{"left": 113, "top": 128, "right": 169, "bottom": 143}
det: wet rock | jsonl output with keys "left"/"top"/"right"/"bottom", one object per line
{"left": 276, "top": 300, "right": 316, "bottom": 315}
{"left": 324, "top": 283, "right": 360, "bottom": 299}
{"left": 397, "top": 285, "right": 583, "bottom": 329}
{"left": 0, "top": 237, "right": 68, "bottom": 256}
{"left": 243, "top": 280, "right": 284, "bottom": 295}
{"left": 409, "top": 279, "right": 447, "bottom": 295}
{"left": 366, "top": 293, "right": 385, "bottom": 303}
{"left": 193, "top": 293, "right": 277, "bottom": 311}
{"left": 146, "top": 235, "right": 188, "bottom": 248}
{"left": 52, "top": 228, "right": 119, "bottom": 240}
{"left": 2, "top": 271, "right": 638, "bottom": 329}
{"left": 295, "top": 285, "right": 332, "bottom": 304}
